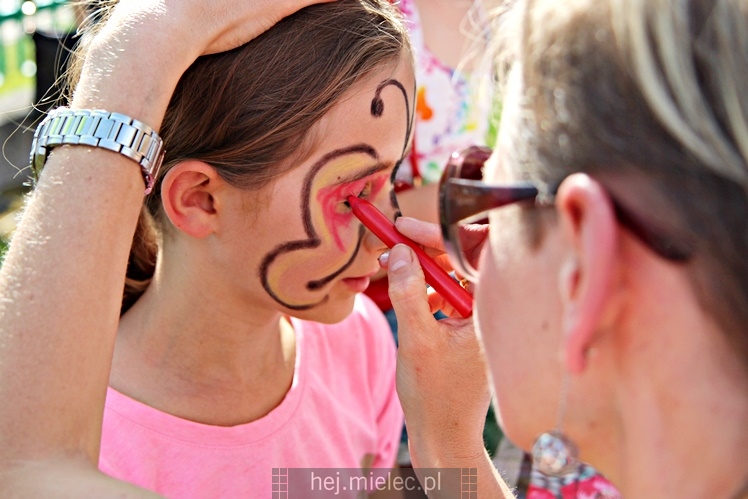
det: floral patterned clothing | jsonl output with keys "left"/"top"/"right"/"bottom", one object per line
{"left": 395, "top": 0, "right": 492, "bottom": 186}
{"left": 520, "top": 458, "right": 622, "bottom": 499}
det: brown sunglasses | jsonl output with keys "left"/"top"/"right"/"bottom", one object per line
{"left": 438, "top": 146, "right": 692, "bottom": 280}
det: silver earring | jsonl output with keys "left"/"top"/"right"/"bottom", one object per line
{"left": 531, "top": 430, "right": 579, "bottom": 476}
{"left": 531, "top": 373, "right": 579, "bottom": 476}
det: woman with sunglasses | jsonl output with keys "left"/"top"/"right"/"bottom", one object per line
{"left": 387, "top": 0, "right": 748, "bottom": 497}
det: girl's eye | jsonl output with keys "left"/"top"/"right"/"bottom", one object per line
{"left": 357, "top": 181, "right": 373, "bottom": 199}
{"left": 342, "top": 182, "right": 373, "bottom": 209}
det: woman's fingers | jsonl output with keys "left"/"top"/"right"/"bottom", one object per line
{"left": 426, "top": 284, "right": 474, "bottom": 318}
{"left": 382, "top": 219, "right": 475, "bottom": 317}
{"left": 392, "top": 217, "right": 456, "bottom": 272}
{"left": 387, "top": 244, "right": 491, "bottom": 465}
{"left": 197, "top": 0, "right": 339, "bottom": 55}
{"left": 395, "top": 217, "right": 445, "bottom": 252}
{"left": 393, "top": 217, "right": 490, "bottom": 276}
{"left": 387, "top": 245, "right": 438, "bottom": 345}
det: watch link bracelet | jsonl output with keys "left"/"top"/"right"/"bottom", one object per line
{"left": 30, "top": 107, "right": 165, "bottom": 195}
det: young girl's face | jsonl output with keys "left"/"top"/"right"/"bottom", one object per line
{"left": 220, "top": 55, "right": 416, "bottom": 323}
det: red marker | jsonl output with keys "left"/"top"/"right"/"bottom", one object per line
{"left": 347, "top": 195, "right": 473, "bottom": 318}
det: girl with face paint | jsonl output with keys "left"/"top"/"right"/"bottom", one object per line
{"left": 0, "top": 0, "right": 417, "bottom": 496}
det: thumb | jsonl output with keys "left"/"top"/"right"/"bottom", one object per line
{"left": 387, "top": 244, "right": 434, "bottom": 339}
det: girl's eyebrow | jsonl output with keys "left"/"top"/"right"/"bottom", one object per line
{"left": 331, "top": 162, "right": 394, "bottom": 187}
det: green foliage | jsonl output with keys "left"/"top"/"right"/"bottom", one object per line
{"left": 486, "top": 95, "right": 503, "bottom": 149}
{"left": 483, "top": 404, "right": 504, "bottom": 457}
{"left": 0, "top": 234, "right": 9, "bottom": 266}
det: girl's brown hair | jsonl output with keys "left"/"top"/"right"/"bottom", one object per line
{"left": 68, "top": 0, "right": 411, "bottom": 313}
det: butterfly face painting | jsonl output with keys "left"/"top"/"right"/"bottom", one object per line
{"left": 255, "top": 59, "right": 415, "bottom": 320}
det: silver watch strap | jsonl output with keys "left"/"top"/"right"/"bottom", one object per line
{"left": 30, "top": 107, "right": 165, "bottom": 195}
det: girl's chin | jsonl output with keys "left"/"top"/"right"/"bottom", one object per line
{"left": 285, "top": 294, "right": 358, "bottom": 325}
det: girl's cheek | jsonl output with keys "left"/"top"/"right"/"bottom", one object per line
{"left": 316, "top": 186, "right": 358, "bottom": 253}
{"left": 329, "top": 212, "right": 359, "bottom": 253}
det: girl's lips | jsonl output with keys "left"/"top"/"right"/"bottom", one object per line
{"left": 341, "top": 276, "right": 371, "bottom": 293}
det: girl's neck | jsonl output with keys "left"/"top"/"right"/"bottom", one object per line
{"left": 110, "top": 273, "right": 297, "bottom": 426}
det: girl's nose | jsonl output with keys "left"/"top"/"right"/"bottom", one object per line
{"left": 363, "top": 225, "right": 389, "bottom": 254}
{"left": 361, "top": 194, "right": 398, "bottom": 254}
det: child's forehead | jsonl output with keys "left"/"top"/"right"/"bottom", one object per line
{"left": 305, "top": 146, "right": 395, "bottom": 190}
{"left": 329, "top": 163, "right": 395, "bottom": 188}
{"left": 292, "top": 60, "right": 415, "bottom": 193}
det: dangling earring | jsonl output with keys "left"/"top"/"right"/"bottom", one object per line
{"left": 531, "top": 372, "right": 579, "bottom": 476}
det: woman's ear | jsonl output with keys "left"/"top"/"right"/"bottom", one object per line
{"left": 555, "top": 173, "right": 619, "bottom": 374}
{"left": 160, "top": 160, "right": 224, "bottom": 238}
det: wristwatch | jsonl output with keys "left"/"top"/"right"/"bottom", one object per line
{"left": 30, "top": 107, "right": 165, "bottom": 195}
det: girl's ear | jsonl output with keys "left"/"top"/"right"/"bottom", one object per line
{"left": 555, "top": 173, "right": 619, "bottom": 374}
{"left": 160, "top": 160, "right": 224, "bottom": 238}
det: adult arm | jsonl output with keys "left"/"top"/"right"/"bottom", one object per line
{"left": 385, "top": 219, "right": 515, "bottom": 499}
{"left": 0, "top": 0, "right": 334, "bottom": 495}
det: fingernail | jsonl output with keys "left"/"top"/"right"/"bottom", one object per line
{"left": 378, "top": 251, "right": 390, "bottom": 267}
{"left": 389, "top": 244, "right": 413, "bottom": 273}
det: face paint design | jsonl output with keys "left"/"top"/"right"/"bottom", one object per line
{"left": 259, "top": 78, "right": 414, "bottom": 310}
{"left": 376, "top": 80, "right": 412, "bottom": 220}
{"left": 317, "top": 168, "right": 390, "bottom": 252}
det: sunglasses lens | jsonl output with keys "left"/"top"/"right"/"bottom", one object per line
{"left": 459, "top": 148, "right": 488, "bottom": 181}
{"left": 442, "top": 146, "right": 493, "bottom": 281}
{"left": 455, "top": 222, "right": 488, "bottom": 281}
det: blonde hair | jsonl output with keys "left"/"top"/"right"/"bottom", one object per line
{"left": 488, "top": 0, "right": 748, "bottom": 366}
{"left": 611, "top": 0, "right": 748, "bottom": 186}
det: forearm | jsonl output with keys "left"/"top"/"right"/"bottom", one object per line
{"left": 385, "top": 241, "right": 514, "bottom": 498}
{"left": 0, "top": 146, "right": 145, "bottom": 462}
{"left": 0, "top": 8, "right": 189, "bottom": 465}
{"left": 411, "top": 446, "right": 515, "bottom": 499}
{"left": 1, "top": 458, "right": 162, "bottom": 498}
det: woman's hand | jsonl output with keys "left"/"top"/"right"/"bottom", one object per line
{"left": 390, "top": 217, "right": 486, "bottom": 316}
{"left": 189, "top": 0, "right": 339, "bottom": 56}
{"left": 108, "top": 0, "right": 338, "bottom": 59}
{"left": 384, "top": 218, "right": 491, "bottom": 467}
{"left": 385, "top": 225, "right": 515, "bottom": 497}
{"left": 74, "top": 0, "right": 337, "bottom": 128}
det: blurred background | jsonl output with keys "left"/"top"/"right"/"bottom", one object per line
{"left": 0, "top": 0, "right": 78, "bottom": 257}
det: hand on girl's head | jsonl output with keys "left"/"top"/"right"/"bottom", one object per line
{"left": 177, "top": 0, "right": 342, "bottom": 56}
